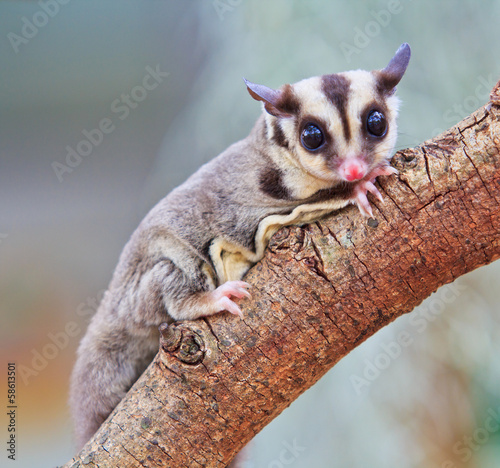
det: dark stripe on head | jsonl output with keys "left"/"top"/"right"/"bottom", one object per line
{"left": 259, "top": 165, "right": 291, "bottom": 200}
{"left": 272, "top": 120, "right": 289, "bottom": 148}
{"left": 321, "top": 74, "right": 351, "bottom": 142}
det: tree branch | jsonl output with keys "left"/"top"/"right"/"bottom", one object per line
{"left": 64, "top": 80, "right": 500, "bottom": 468}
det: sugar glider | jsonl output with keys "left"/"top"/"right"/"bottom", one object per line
{"left": 70, "top": 43, "right": 411, "bottom": 449}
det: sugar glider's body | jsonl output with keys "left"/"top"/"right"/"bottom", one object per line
{"left": 70, "top": 44, "right": 411, "bottom": 449}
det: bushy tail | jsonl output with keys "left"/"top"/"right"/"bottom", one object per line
{"left": 69, "top": 320, "right": 158, "bottom": 449}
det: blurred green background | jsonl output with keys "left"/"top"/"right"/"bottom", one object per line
{"left": 2, "top": 1, "right": 500, "bottom": 467}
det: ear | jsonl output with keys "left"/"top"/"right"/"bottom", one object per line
{"left": 377, "top": 43, "right": 411, "bottom": 92}
{"left": 244, "top": 78, "right": 294, "bottom": 118}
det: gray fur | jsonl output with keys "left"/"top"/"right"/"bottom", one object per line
{"left": 70, "top": 44, "right": 410, "bottom": 449}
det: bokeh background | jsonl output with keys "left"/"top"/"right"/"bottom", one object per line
{"left": 2, "top": 1, "right": 500, "bottom": 467}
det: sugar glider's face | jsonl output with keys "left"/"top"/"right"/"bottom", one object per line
{"left": 246, "top": 43, "right": 410, "bottom": 184}
{"left": 277, "top": 71, "right": 400, "bottom": 183}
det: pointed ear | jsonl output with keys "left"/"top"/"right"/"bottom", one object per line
{"left": 377, "top": 43, "right": 411, "bottom": 93}
{"left": 244, "top": 78, "right": 295, "bottom": 118}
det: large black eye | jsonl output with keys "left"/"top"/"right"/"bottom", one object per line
{"left": 300, "top": 123, "right": 324, "bottom": 150}
{"left": 366, "top": 110, "right": 387, "bottom": 137}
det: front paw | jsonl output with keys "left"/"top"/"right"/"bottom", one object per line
{"left": 366, "top": 165, "right": 398, "bottom": 181}
{"left": 353, "top": 166, "right": 397, "bottom": 217}
{"left": 353, "top": 182, "right": 379, "bottom": 217}
{"left": 209, "top": 281, "right": 251, "bottom": 318}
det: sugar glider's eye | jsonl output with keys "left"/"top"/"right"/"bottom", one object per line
{"left": 366, "top": 110, "right": 387, "bottom": 137}
{"left": 300, "top": 123, "right": 324, "bottom": 150}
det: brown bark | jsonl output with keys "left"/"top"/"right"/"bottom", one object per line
{"left": 64, "top": 81, "right": 500, "bottom": 468}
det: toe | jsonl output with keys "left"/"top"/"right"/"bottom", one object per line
{"left": 365, "top": 181, "right": 384, "bottom": 203}
{"left": 218, "top": 297, "right": 244, "bottom": 318}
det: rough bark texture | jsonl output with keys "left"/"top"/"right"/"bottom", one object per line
{"left": 64, "top": 82, "right": 500, "bottom": 468}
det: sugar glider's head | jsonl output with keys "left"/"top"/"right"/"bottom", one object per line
{"left": 245, "top": 43, "right": 410, "bottom": 184}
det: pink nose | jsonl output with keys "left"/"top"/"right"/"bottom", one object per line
{"left": 344, "top": 164, "right": 364, "bottom": 181}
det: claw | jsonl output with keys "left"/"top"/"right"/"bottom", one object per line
{"left": 354, "top": 186, "right": 373, "bottom": 218}
{"left": 210, "top": 281, "right": 251, "bottom": 318}
{"left": 352, "top": 164, "right": 396, "bottom": 217}
{"left": 367, "top": 165, "right": 398, "bottom": 180}
{"left": 364, "top": 181, "right": 384, "bottom": 203}
{"left": 215, "top": 281, "right": 251, "bottom": 300}
{"left": 218, "top": 296, "right": 244, "bottom": 318}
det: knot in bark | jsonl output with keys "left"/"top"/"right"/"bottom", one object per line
{"left": 159, "top": 323, "right": 205, "bottom": 365}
